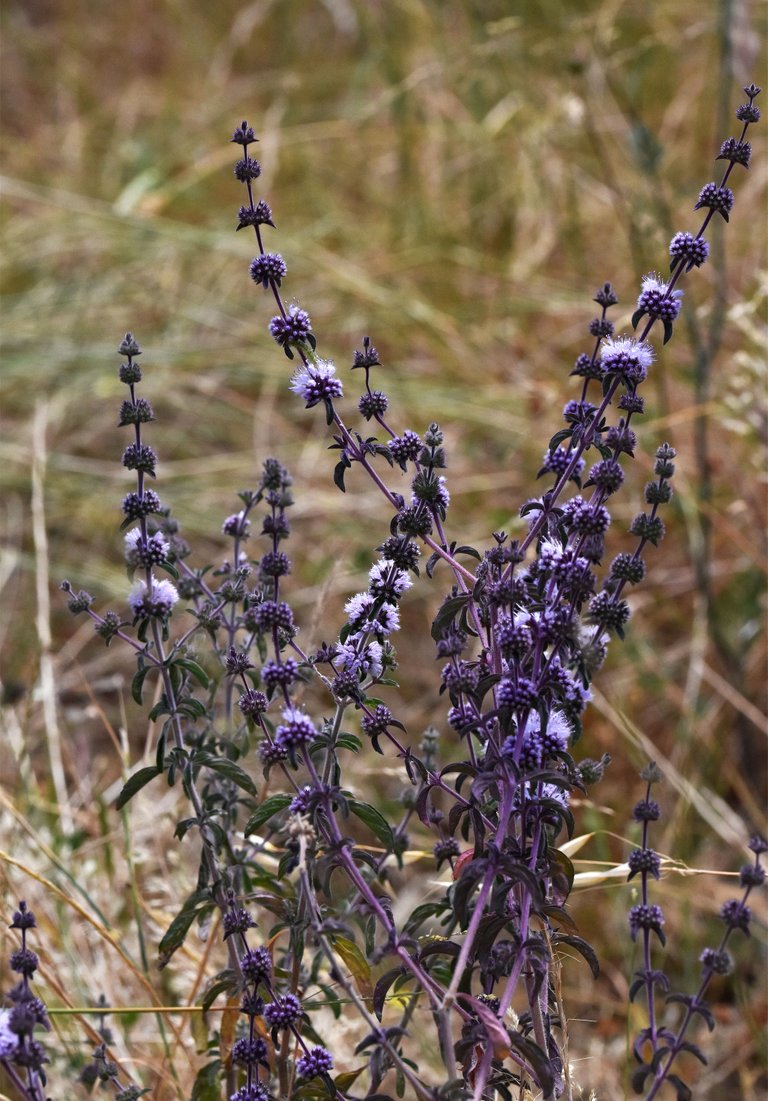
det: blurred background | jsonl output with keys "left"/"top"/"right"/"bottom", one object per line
{"left": 1, "top": 0, "right": 766, "bottom": 1097}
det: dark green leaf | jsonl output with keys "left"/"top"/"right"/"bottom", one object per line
{"left": 403, "top": 900, "right": 450, "bottom": 934}
{"left": 115, "top": 765, "right": 162, "bottom": 810}
{"left": 548, "top": 428, "right": 573, "bottom": 451}
{"left": 158, "top": 888, "right": 213, "bottom": 969}
{"left": 177, "top": 697, "right": 207, "bottom": 719}
{"left": 333, "top": 1068, "right": 367, "bottom": 1092}
{"left": 190, "top": 1059, "right": 222, "bottom": 1101}
{"left": 155, "top": 731, "right": 166, "bottom": 771}
{"left": 431, "top": 593, "right": 470, "bottom": 642}
{"left": 452, "top": 862, "right": 485, "bottom": 929}
{"left": 174, "top": 816, "right": 198, "bottom": 841}
{"left": 539, "top": 903, "right": 577, "bottom": 933}
{"left": 244, "top": 793, "right": 293, "bottom": 835}
{"left": 667, "top": 993, "right": 714, "bottom": 1029}
{"left": 193, "top": 751, "right": 257, "bottom": 797}
{"left": 306, "top": 980, "right": 343, "bottom": 1020}
{"left": 349, "top": 798, "right": 395, "bottom": 850}
{"left": 629, "top": 974, "right": 645, "bottom": 1002}
{"left": 198, "top": 970, "right": 237, "bottom": 1013}
{"left": 131, "top": 663, "right": 149, "bottom": 706}
{"left": 418, "top": 939, "right": 460, "bottom": 960}
{"left": 148, "top": 698, "right": 170, "bottom": 722}
{"left": 473, "top": 913, "right": 513, "bottom": 958}
{"left": 172, "top": 658, "right": 209, "bottom": 688}
{"left": 335, "top": 733, "right": 362, "bottom": 753}
{"left": 364, "top": 914, "right": 376, "bottom": 957}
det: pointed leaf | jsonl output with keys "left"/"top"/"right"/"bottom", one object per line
{"left": 372, "top": 966, "right": 406, "bottom": 1020}
{"left": 630, "top": 1064, "right": 654, "bottom": 1094}
{"left": 335, "top": 732, "right": 362, "bottom": 752}
{"left": 677, "top": 1040, "right": 707, "bottom": 1065}
{"left": 193, "top": 751, "right": 257, "bottom": 796}
{"left": 244, "top": 793, "right": 292, "bottom": 835}
{"left": 552, "top": 933, "right": 600, "bottom": 978}
{"left": 549, "top": 846, "right": 575, "bottom": 905}
{"left": 177, "top": 697, "right": 207, "bottom": 718}
{"left": 418, "top": 939, "right": 461, "bottom": 961}
{"left": 334, "top": 1068, "right": 367, "bottom": 1091}
{"left": 506, "top": 1030, "right": 555, "bottom": 1095}
{"left": 349, "top": 798, "right": 395, "bottom": 850}
{"left": 173, "top": 657, "right": 210, "bottom": 688}
{"left": 431, "top": 593, "right": 470, "bottom": 642}
{"left": 148, "top": 698, "right": 170, "bottom": 722}
{"left": 425, "top": 550, "right": 441, "bottom": 578}
{"left": 454, "top": 544, "right": 481, "bottom": 561}
{"left": 115, "top": 765, "right": 162, "bottom": 810}
{"left": 668, "top": 1075, "right": 693, "bottom": 1101}
{"left": 174, "top": 816, "right": 199, "bottom": 841}
{"left": 131, "top": 664, "right": 150, "bottom": 705}
{"left": 158, "top": 889, "right": 213, "bottom": 968}
{"left": 191, "top": 1059, "right": 222, "bottom": 1101}
{"left": 198, "top": 969, "right": 237, "bottom": 1013}
{"left": 330, "top": 935, "right": 372, "bottom": 999}
{"left": 548, "top": 428, "right": 574, "bottom": 450}
{"left": 403, "top": 901, "right": 449, "bottom": 934}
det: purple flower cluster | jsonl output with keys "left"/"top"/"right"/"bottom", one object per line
{"left": 128, "top": 576, "right": 179, "bottom": 619}
{"left": 1, "top": 903, "right": 50, "bottom": 1100}
{"left": 268, "top": 305, "right": 313, "bottom": 354}
{"left": 227, "top": 82, "right": 762, "bottom": 1101}
{"left": 55, "top": 81, "right": 762, "bottom": 1101}
{"left": 289, "top": 357, "right": 343, "bottom": 408}
{"left": 295, "top": 1045, "right": 334, "bottom": 1080}
{"left": 274, "top": 706, "right": 317, "bottom": 760}
{"left": 627, "top": 758, "right": 767, "bottom": 1100}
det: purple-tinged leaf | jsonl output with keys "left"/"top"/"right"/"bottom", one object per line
{"left": 668, "top": 1073, "right": 693, "bottom": 1101}
{"left": 551, "top": 933, "right": 599, "bottom": 978}
{"left": 630, "top": 1064, "right": 654, "bottom": 1094}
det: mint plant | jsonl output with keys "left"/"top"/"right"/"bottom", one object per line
{"left": 1, "top": 903, "right": 51, "bottom": 1101}
{"left": 21, "top": 80, "right": 761, "bottom": 1101}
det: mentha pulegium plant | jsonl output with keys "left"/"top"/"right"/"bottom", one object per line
{"left": 1, "top": 902, "right": 51, "bottom": 1101}
{"left": 627, "top": 764, "right": 767, "bottom": 1101}
{"left": 226, "top": 84, "right": 763, "bottom": 1098}
{"left": 55, "top": 83, "right": 763, "bottom": 1101}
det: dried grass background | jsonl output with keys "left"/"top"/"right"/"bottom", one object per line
{"left": 1, "top": 0, "right": 766, "bottom": 1098}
